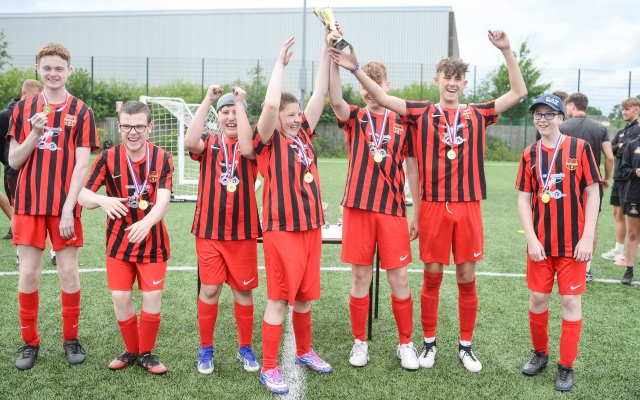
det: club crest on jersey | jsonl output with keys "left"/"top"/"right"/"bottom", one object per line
{"left": 462, "top": 106, "right": 472, "bottom": 120}
{"left": 393, "top": 124, "right": 403, "bottom": 135}
{"left": 149, "top": 171, "right": 159, "bottom": 183}
{"left": 630, "top": 205, "right": 639, "bottom": 215}
{"left": 63, "top": 114, "right": 77, "bottom": 127}
{"left": 565, "top": 158, "right": 578, "bottom": 171}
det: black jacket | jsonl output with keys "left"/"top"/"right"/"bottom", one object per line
{"left": 618, "top": 138, "right": 640, "bottom": 205}
{"left": 0, "top": 97, "right": 20, "bottom": 175}
{"left": 611, "top": 119, "right": 640, "bottom": 180}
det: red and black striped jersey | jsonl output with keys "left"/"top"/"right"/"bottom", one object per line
{"left": 190, "top": 132, "right": 261, "bottom": 240}
{"left": 85, "top": 142, "right": 173, "bottom": 263}
{"left": 7, "top": 94, "right": 99, "bottom": 217}
{"left": 405, "top": 100, "right": 498, "bottom": 202}
{"left": 338, "top": 104, "right": 411, "bottom": 217}
{"left": 516, "top": 135, "right": 601, "bottom": 257}
{"left": 253, "top": 113, "right": 324, "bottom": 231}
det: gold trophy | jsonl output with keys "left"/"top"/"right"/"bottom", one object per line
{"left": 313, "top": 5, "right": 349, "bottom": 50}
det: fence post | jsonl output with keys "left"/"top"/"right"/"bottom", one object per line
{"left": 201, "top": 58, "right": 205, "bottom": 102}
{"left": 146, "top": 57, "right": 149, "bottom": 96}
{"left": 629, "top": 71, "right": 632, "bottom": 99}
{"left": 473, "top": 65, "right": 477, "bottom": 103}
{"left": 255, "top": 60, "right": 260, "bottom": 121}
{"left": 523, "top": 68, "right": 529, "bottom": 149}
{"left": 577, "top": 69, "right": 581, "bottom": 92}
{"left": 420, "top": 63, "right": 424, "bottom": 100}
{"left": 90, "top": 56, "right": 94, "bottom": 108}
{"left": 35, "top": 55, "right": 38, "bottom": 80}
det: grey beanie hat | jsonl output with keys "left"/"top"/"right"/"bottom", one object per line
{"left": 216, "top": 93, "right": 248, "bottom": 112}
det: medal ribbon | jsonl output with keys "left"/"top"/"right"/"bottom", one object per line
{"left": 365, "top": 107, "right": 389, "bottom": 149}
{"left": 436, "top": 104, "right": 461, "bottom": 146}
{"left": 221, "top": 134, "right": 239, "bottom": 180}
{"left": 126, "top": 142, "right": 151, "bottom": 201}
{"left": 41, "top": 92, "right": 70, "bottom": 112}
{"left": 538, "top": 134, "right": 563, "bottom": 196}
{"left": 292, "top": 136, "right": 311, "bottom": 170}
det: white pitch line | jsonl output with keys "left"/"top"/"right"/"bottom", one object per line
{"left": 280, "top": 307, "right": 305, "bottom": 400}
{"left": 0, "top": 266, "right": 637, "bottom": 285}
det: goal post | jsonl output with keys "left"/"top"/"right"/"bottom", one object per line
{"left": 140, "top": 96, "right": 220, "bottom": 201}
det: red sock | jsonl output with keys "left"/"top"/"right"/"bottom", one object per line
{"left": 421, "top": 272, "right": 443, "bottom": 338}
{"left": 261, "top": 321, "right": 282, "bottom": 371}
{"left": 234, "top": 302, "right": 254, "bottom": 348}
{"left": 457, "top": 279, "right": 478, "bottom": 342}
{"left": 117, "top": 314, "right": 139, "bottom": 354}
{"left": 139, "top": 311, "right": 161, "bottom": 354}
{"left": 559, "top": 319, "right": 582, "bottom": 368}
{"left": 292, "top": 310, "right": 312, "bottom": 357}
{"left": 349, "top": 294, "right": 369, "bottom": 342}
{"left": 18, "top": 290, "right": 40, "bottom": 346}
{"left": 61, "top": 290, "right": 81, "bottom": 342}
{"left": 528, "top": 309, "right": 549, "bottom": 355}
{"left": 198, "top": 299, "right": 218, "bottom": 348}
{"left": 391, "top": 293, "right": 414, "bottom": 345}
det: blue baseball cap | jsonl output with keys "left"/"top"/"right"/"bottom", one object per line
{"left": 216, "top": 93, "right": 248, "bottom": 112}
{"left": 529, "top": 94, "right": 565, "bottom": 115}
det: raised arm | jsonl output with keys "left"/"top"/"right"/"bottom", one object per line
{"left": 304, "top": 27, "right": 331, "bottom": 131}
{"left": 328, "top": 43, "right": 407, "bottom": 116}
{"left": 185, "top": 85, "right": 223, "bottom": 154}
{"left": 233, "top": 86, "right": 256, "bottom": 160}
{"left": 327, "top": 30, "right": 350, "bottom": 121}
{"left": 488, "top": 30, "right": 528, "bottom": 115}
{"left": 256, "top": 37, "right": 294, "bottom": 144}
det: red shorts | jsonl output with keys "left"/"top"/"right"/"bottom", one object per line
{"left": 341, "top": 207, "right": 412, "bottom": 269}
{"left": 196, "top": 237, "right": 259, "bottom": 291}
{"left": 526, "top": 256, "right": 587, "bottom": 295}
{"left": 263, "top": 229, "right": 321, "bottom": 304}
{"left": 106, "top": 257, "right": 167, "bottom": 292}
{"left": 418, "top": 201, "right": 484, "bottom": 266}
{"left": 13, "top": 214, "right": 84, "bottom": 250}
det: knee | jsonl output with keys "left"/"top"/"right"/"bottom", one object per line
{"left": 628, "top": 229, "right": 639, "bottom": 242}
{"left": 200, "top": 284, "right": 222, "bottom": 302}
{"left": 111, "top": 291, "right": 131, "bottom": 306}
{"left": 560, "top": 295, "right": 580, "bottom": 311}
{"left": 388, "top": 269, "right": 409, "bottom": 290}
{"left": 351, "top": 267, "right": 372, "bottom": 289}
{"left": 530, "top": 292, "right": 548, "bottom": 308}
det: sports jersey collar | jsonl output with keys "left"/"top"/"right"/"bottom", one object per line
{"left": 572, "top": 111, "right": 587, "bottom": 117}
{"left": 626, "top": 119, "right": 639, "bottom": 128}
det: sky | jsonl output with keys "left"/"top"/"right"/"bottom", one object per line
{"left": 3, "top": 0, "right": 640, "bottom": 113}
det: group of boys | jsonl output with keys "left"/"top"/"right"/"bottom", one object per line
{"left": 3, "top": 26, "right": 616, "bottom": 393}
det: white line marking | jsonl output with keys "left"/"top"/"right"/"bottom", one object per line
{"left": 281, "top": 306, "right": 305, "bottom": 400}
{"left": 0, "top": 266, "right": 637, "bottom": 285}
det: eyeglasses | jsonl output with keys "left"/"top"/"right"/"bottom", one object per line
{"left": 532, "top": 112, "right": 560, "bottom": 120}
{"left": 119, "top": 124, "right": 148, "bottom": 133}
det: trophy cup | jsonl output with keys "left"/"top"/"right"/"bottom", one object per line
{"left": 313, "top": 5, "right": 349, "bottom": 50}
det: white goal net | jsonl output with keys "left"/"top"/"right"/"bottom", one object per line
{"left": 140, "top": 96, "right": 220, "bottom": 201}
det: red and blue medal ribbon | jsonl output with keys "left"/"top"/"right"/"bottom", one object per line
{"left": 538, "top": 134, "right": 563, "bottom": 197}
{"left": 126, "top": 142, "right": 151, "bottom": 202}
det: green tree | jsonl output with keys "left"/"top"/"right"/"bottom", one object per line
{"left": 586, "top": 106, "right": 602, "bottom": 116}
{"left": 0, "top": 29, "right": 11, "bottom": 69}
{"left": 477, "top": 40, "right": 550, "bottom": 124}
{"left": 0, "top": 67, "right": 36, "bottom": 108}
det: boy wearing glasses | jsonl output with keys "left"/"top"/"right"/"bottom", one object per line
{"left": 79, "top": 101, "right": 174, "bottom": 374}
{"left": 516, "top": 94, "right": 600, "bottom": 391}
{"left": 8, "top": 43, "right": 99, "bottom": 370}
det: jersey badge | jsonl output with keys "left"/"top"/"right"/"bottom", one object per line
{"left": 565, "top": 158, "right": 578, "bottom": 171}
{"left": 393, "top": 124, "right": 403, "bottom": 135}
{"left": 462, "top": 106, "right": 472, "bottom": 120}
{"left": 149, "top": 171, "right": 159, "bottom": 183}
{"left": 63, "top": 114, "right": 77, "bottom": 127}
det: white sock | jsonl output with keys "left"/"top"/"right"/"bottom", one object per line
{"left": 50, "top": 249, "right": 56, "bottom": 257}
{"left": 460, "top": 340, "right": 472, "bottom": 347}
{"left": 424, "top": 337, "right": 435, "bottom": 344}
{"left": 586, "top": 261, "right": 591, "bottom": 273}
{"left": 615, "top": 242, "right": 624, "bottom": 253}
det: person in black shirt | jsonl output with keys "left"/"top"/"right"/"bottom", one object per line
{"left": 602, "top": 98, "right": 640, "bottom": 264}
{"left": 616, "top": 137, "right": 640, "bottom": 284}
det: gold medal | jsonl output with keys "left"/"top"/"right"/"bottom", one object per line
{"left": 227, "top": 182, "right": 237, "bottom": 193}
{"left": 304, "top": 172, "right": 314, "bottom": 183}
{"left": 42, "top": 104, "right": 53, "bottom": 114}
{"left": 541, "top": 192, "right": 551, "bottom": 204}
{"left": 373, "top": 151, "right": 383, "bottom": 163}
{"left": 138, "top": 200, "right": 149, "bottom": 210}
{"left": 447, "top": 149, "right": 457, "bottom": 160}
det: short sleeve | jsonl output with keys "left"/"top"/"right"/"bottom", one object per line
{"left": 337, "top": 104, "right": 359, "bottom": 137}
{"left": 85, "top": 150, "right": 108, "bottom": 191}
{"left": 252, "top": 126, "right": 271, "bottom": 155}
{"left": 6, "top": 104, "right": 23, "bottom": 144}
{"left": 516, "top": 149, "right": 532, "bottom": 192}
{"left": 404, "top": 100, "right": 431, "bottom": 123}
{"left": 474, "top": 101, "right": 498, "bottom": 126}
{"left": 189, "top": 132, "right": 211, "bottom": 161}
{"left": 601, "top": 126, "right": 610, "bottom": 143}
{"left": 580, "top": 142, "right": 602, "bottom": 188}
{"left": 75, "top": 108, "right": 100, "bottom": 151}
{"left": 300, "top": 113, "right": 315, "bottom": 140}
{"left": 158, "top": 152, "right": 174, "bottom": 192}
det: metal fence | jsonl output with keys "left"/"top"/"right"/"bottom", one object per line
{"left": 5, "top": 54, "right": 640, "bottom": 155}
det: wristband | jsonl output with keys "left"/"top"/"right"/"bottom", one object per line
{"left": 350, "top": 62, "right": 360, "bottom": 74}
